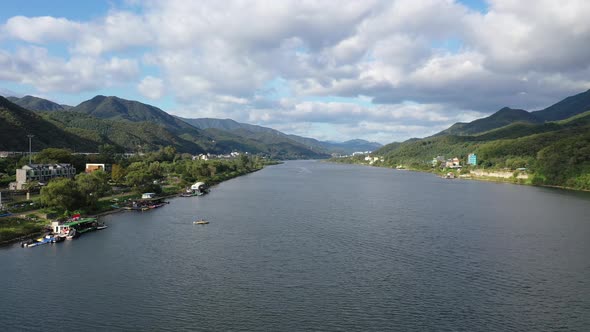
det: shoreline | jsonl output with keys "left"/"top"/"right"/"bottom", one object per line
{"left": 328, "top": 160, "right": 590, "bottom": 193}
{"left": 1, "top": 166, "right": 267, "bottom": 247}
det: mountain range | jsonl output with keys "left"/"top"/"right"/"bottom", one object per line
{"left": 435, "top": 89, "right": 590, "bottom": 136}
{"left": 372, "top": 89, "right": 590, "bottom": 190}
{"left": 7, "top": 95, "right": 72, "bottom": 112}
{"left": 1, "top": 95, "right": 381, "bottom": 158}
{"left": 181, "top": 117, "right": 382, "bottom": 154}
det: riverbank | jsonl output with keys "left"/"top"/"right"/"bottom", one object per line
{"left": 1, "top": 162, "right": 274, "bottom": 246}
{"left": 0, "top": 216, "right": 47, "bottom": 246}
{"left": 329, "top": 160, "right": 590, "bottom": 192}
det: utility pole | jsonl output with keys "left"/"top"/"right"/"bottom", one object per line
{"left": 27, "top": 134, "right": 34, "bottom": 165}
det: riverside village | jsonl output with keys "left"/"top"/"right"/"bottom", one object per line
{"left": 0, "top": 147, "right": 267, "bottom": 247}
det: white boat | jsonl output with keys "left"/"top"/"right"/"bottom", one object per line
{"left": 66, "top": 228, "right": 78, "bottom": 240}
{"left": 193, "top": 219, "right": 209, "bottom": 225}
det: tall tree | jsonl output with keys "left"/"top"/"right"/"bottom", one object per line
{"left": 40, "top": 178, "right": 83, "bottom": 211}
{"left": 35, "top": 148, "right": 73, "bottom": 164}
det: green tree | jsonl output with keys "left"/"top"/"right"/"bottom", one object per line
{"left": 40, "top": 178, "right": 83, "bottom": 211}
{"left": 111, "top": 164, "right": 126, "bottom": 183}
{"left": 160, "top": 146, "right": 177, "bottom": 162}
{"left": 75, "top": 171, "right": 110, "bottom": 208}
{"left": 98, "top": 144, "right": 117, "bottom": 163}
{"left": 35, "top": 148, "right": 73, "bottom": 164}
{"left": 125, "top": 169, "right": 155, "bottom": 193}
{"left": 148, "top": 161, "right": 163, "bottom": 179}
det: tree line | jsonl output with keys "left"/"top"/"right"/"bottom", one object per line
{"left": 2, "top": 145, "right": 271, "bottom": 213}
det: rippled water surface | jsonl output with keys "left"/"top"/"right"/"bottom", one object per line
{"left": 2, "top": 160, "right": 590, "bottom": 331}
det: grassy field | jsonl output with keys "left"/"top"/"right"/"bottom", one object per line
{"left": 0, "top": 216, "right": 48, "bottom": 244}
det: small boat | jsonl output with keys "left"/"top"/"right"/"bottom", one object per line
{"left": 21, "top": 239, "right": 34, "bottom": 247}
{"left": 96, "top": 224, "right": 108, "bottom": 230}
{"left": 194, "top": 219, "right": 209, "bottom": 225}
{"left": 66, "top": 228, "right": 79, "bottom": 240}
{"left": 22, "top": 235, "right": 53, "bottom": 247}
{"left": 51, "top": 235, "right": 65, "bottom": 243}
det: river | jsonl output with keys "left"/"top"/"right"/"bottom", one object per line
{"left": 1, "top": 160, "right": 589, "bottom": 331}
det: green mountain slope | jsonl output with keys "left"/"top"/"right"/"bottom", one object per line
{"left": 1, "top": 94, "right": 327, "bottom": 158}
{"left": 182, "top": 117, "right": 261, "bottom": 132}
{"left": 71, "top": 97, "right": 327, "bottom": 158}
{"left": 0, "top": 96, "right": 97, "bottom": 151}
{"left": 206, "top": 128, "right": 329, "bottom": 159}
{"left": 439, "top": 90, "right": 590, "bottom": 137}
{"left": 323, "top": 139, "right": 383, "bottom": 154}
{"left": 72, "top": 95, "right": 197, "bottom": 133}
{"left": 7, "top": 95, "right": 71, "bottom": 112}
{"left": 43, "top": 111, "right": 206, "bottom": 154}
{"left": 182, "top": 117, "right": 331, "bottom": 154}
{"left": 437, "top": 107, "right": 541, "bottom": 136}
{"left": 374, "top": 110, "right": 590, "bottom": 190}
{"left": 181, "top": 117, "right": 381, "bottom": 154}
{"left": 532, "top": 89, "right": 590, "bottom": 121}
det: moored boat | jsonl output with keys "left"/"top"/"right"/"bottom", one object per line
{"left": 66, "top": 228, "right": 78, "bottom": 240}
{"left": 51, "top": 235, "right": 65, "bottom": 243}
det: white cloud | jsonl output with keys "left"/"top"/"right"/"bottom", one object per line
{"left": 138, "top": 76, "right": 164, "bottom": 100}
{"left": 74, "top": 11, "right": 153, "bottom": 55}
{"left": 2, "top": 16, "right": 81, "bottom": 43}
{"left": 466, "top": 0, "right": 590, "bottom": 72}
{"left": 1, "top": 0, "right": 590, "bottom": 142}
{"left": 0, "top": 46, "right": 139, "bottom": 93}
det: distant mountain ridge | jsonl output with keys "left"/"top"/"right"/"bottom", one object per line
{"left": 369, "top": 89, "right": 590, "bottom": 190}
{"left": 181, "top": 117, "right": 382, "bottom": 154}
{"left": 437, "top": 89, "right": 590, "bottom": 136}
{"left": 0, "top": 96, "right": 97, "bottom": 151}
{"left": 7, "top": 95, "right": 72, "bottom": 112}
{"left": 0, "top": 94, "right": 331, "bottom": 158}
{"left": 71, "top": 95, "right": 197, "bottom": 133}
{"left": 532, "top": 89, "right": 590, "bottom": 121}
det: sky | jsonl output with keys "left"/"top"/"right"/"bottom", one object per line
{"left": 1, "top": 0, "right": 590, "bottom": 144}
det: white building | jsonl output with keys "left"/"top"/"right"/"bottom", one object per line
{"left": 11, "top": 163, "right": 76, "bottom": 190}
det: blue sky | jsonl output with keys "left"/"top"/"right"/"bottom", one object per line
{"left": 1, "top": 0, "right": 589, "bottom": 143}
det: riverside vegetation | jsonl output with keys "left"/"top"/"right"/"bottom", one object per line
{"left": 332, "top": 90, "right": 590, "bottom": 191}
{"left": 0, "top": 146, "right": 275, "bottom": 243}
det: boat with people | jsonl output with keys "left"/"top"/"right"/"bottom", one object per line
{"left": 21, "top": 234, "right": 55, "bottom": 247}
{"left": 180, "top": 181, "right": 209, "bottom": 197}
{"left": 52, "top": 217, "right": 100, "bottom": 238}
{"left": 51, "top": 235, "right": 65, "bottom": 243}
{"left": 21, "top": 216, "right": 107, "bottom": 248}
{"left": 66, "top": 228, "right": 79, "bottom": 240}
{"left": 127, "top": 196, "right": 170, "bottom": 211}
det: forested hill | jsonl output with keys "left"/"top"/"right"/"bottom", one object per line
{"left": 71, "top": 95, "right": 198, "bottom": 133}
{"left": 436, "top": 89, "right": 590, "bottom": 136}
{"left": 43, "top": 111, "right": 206, "bottom": 154}
{"left": 532, "top": 89, "right": 590, "bottom": 121}
{"left": 370, "top": 90, "right": 590, "bottom": 190}
{"left": 7, "top": 95, "right": 71, "bottom": 112}
{"left": 437, "top": 107, "right": 541, "bottom": 136}
{"left": 182, "top": 117, "right": 382, "bottom": 154}
{"left": 0, "top": 96, "right": 97, "bottom": 151}
{"left": 0, "top": 95, "right": 331, "bottom": 159}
